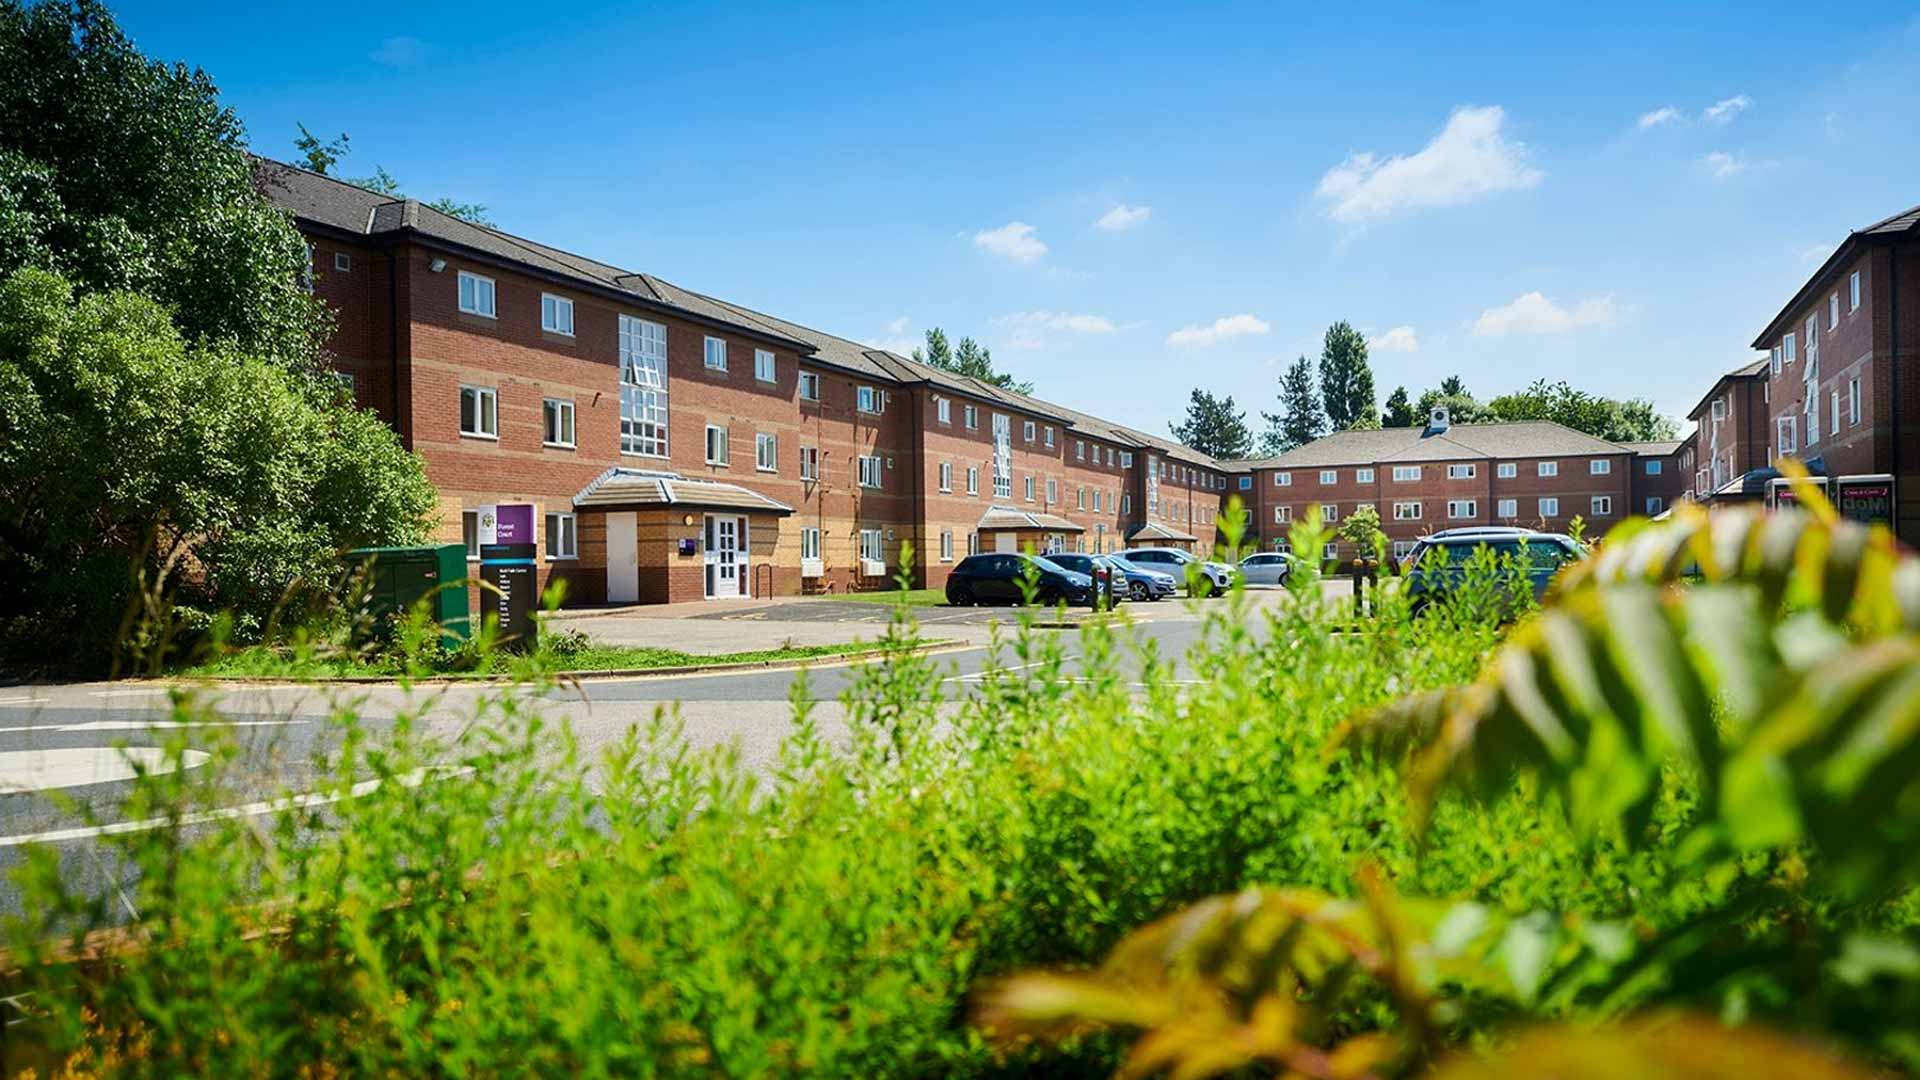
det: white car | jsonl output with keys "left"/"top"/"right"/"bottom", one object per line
{"left": 1119, "top": 547, "right": 1236, "bottom": 596}
{"left": 1238, "top": 551, "right": 1295, "bottom": 586}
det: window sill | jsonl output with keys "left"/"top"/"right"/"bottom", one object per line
{"left": 544, "top": 441, "right": 576, "bottom": 450}
{"left": 756, "top": 466, "right": 777, "bottom": 474}
{"left": 542, "top": 329, "right": 575, "bottom": 339}
{"left": 756, "top": 376, "right": 777, "bottom": 385}
{"left": 458, "top": 309, "right": 497, "bottom": 320}
{"left": 460, "top": 431, "right": 499, "bottom": 441}
{"left": 707, "top": 461, "right": 730, "bottom": 469}
{"left": 546, "top": 555, "right": 579, "bottom": 562}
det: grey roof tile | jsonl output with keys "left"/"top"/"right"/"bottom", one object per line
{"left": 1235, "top": 421, "right": 1630, "bottom": 469}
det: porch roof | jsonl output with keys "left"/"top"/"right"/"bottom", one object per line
{"left": 573, "top": 468, "right": 795, "bottom": 516}
{"left": 1126, "top": 521, "right": 1199, "bottom": 543}
{"left": 976, "top": 506, "right": 1085, "bottom": 533}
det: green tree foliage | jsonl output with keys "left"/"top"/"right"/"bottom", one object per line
{"left": 0, "top": 0, "right": 325, "bottom": 363}
{"left": 1415, "top": 375, "right": 1484, "bottom": 424}
{"left": 1382, "top": 385, "right": 1416, "bottom": 427}
{"left": 1337, "top": 503, "right": 1384, "bottom": 559}
{"left": 0, "top": 269, "right": 436, "bottom": 669}
{"left": 1261, "top": 355, "right": 1326, "bottom": 454}
{"left": 290, "top": 122, "right": 494, "bottom": 226}
{"left": 1318, "top": 320, "right": 1376, "bottom": 431}
{"left": 913, "top": 326, "right": 1033, "bottom": 394}
{"left": 1170, "top": 388, "right": 1253, "bottom": 459}
{"left": 1482, "top": 378, "right": 1680, "bottom": 441}
{"left": 293, "top": 123, "right": 350, "bottom": 175}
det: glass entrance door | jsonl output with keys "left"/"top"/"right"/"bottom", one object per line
{"left": 704, "top": 514, "right": 750, "bottom": 598}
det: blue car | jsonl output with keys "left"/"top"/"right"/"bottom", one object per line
{"left": 1101, "top": 555, "right": 1178, "bottom": 601}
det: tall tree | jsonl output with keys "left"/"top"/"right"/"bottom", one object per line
{"left": 1170, "top": 389, "right": 1253, "bottom": 459}
{"left": 293, "top": 124, "right": 349, "bottom": 175}
{"left": 290, "top": 123, "right": 493, "bottom": 226}
{"left": 1317, "top": 321, "right": 1375, "bottom": 431}
{"left": 0, "top": 0, "right": 325, "bottom": 363}
{"left": 1260, "top": 356, "right": 1325, "bottom": 454}
{"left": 1416, "top": 381, "right": 1483, "bottom": 424}
{"left": 1382, "top": 385, "right": 1415, "bottom": 427}
{"left": 1438, "top": 374, "right": 1469, "bottom": 397}
{"left": 912, "top": 327, "right": 1032, "bottom": 394}
{"left": 1482, "top": 378, "right": 1678, "bottom": 441}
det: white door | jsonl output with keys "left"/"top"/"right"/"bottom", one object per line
{"left": 606, "top": 512, "right": 638, "bottom": 604}
{"left": 994, "top": 531, "right": 1017, "bottom": 553}
{"left": 705, "top": 514, "right": 750, "bottom": 598}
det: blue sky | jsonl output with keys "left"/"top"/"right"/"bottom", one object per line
{"left": 119, "top": 1, "right": 1920, "bottom": 436}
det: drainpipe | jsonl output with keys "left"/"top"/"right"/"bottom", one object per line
{"left": 1891, "top": 246, "right": 1903, "bottom": 533}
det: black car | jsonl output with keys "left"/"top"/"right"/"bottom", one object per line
{"left": 945, "top": 553, "right": 1094, "bottom": 606}
{"left": 1042, "top": 553, "right": 1128, "bottom": 605}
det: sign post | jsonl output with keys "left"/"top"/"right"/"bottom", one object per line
{"left": 1835, "top": 474, "right": 1895, "bottom": 528}
{"left": 479, "top": 541, "right": 539, "bottom": 652}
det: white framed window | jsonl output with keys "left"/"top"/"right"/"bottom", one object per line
{"left": 966, "top": 466, "right": 979, "bottom": 495}
{"left": 798, "top": 371, "right": 821, "bottom": 401}
{"left": 1274, "top": 505, "right": 1292, "bottom": 523}
{"left": 462, "top": 509, "right": 481, "bottom": 561}
{"left": 964, "top": 404, "right": 978, "bottom": 429}
{"left": 1239, "top": 476, "right": 1253, "bottom": 490}
{"left": 1776, "top": 414, "right": 1797, "bottom": 455}
{"left": 1044, "top": 426, "right": 1055, "bottom": 448}
{"left": 1392, "top": 466, "right": 1421, "bottom": 482}
{"left": 858, "top": 386, "right": 880, "bottom": 413}
{"left": 755, "top": 349, "right": 776, "bottom": 383}
{"left": 333, "top": 252, "right": 352, "bottom": 272}
{"left": 1591, "top": 495, "right": 1613, "bottom": 517}
{"left": 1497, "top": 462, "right": 1517, "bottom": 479}
{"left": 755, "top": 432, "right": 777, "bottom": 472}
{"left": 1783, "top": 332, "right": 1796, "bottom": 365}
{"left": 1447, "top": 463, "right": 1476, "bottom": 479}
{"left": 1106, "top": 448, "right": 1116, "bottom": 467}
{"left": 1849, "top": 378, "right": 1860, "bottom": 425}
{"left": 1077, "top": 487, "right": 1087, "bottom": 510}
{"left": 704, "top": 336, "right": 729, "bottom": 371}
{"left": 858, "top": 454, "right": 883, "bottom": 488}
{"left": 544, "top": 512, "right": 577, "bottom": 560}
{"left": 1771, "top": 346, "right": 1782, "bottom": 377}
{"left": 1590, "top": 459, "right": 1611, "bottom": 475}
{"left": 1711, "top": 397, "right": 1726, "bottom": 422}
{"left": 1355, "top": 468, "right": 1374, "bottom": 483}
{"left": 1830, "top": 293, "right": 1840, "bottom": 330}
{"left": 859, "top": 528, "right": 884, "bottom": 564}
{"left": 1831, "top": 389, "right": 1841, "bottom": 435}
{"left": 1275, "top": 471, "right": 1292, "bottom": 486}
{"left": 799, "top": 445, "right": 819, "bottom": 481}
{"left": 704, "top": 424, "right": 729, "bottom": 465}
{"left": 619, "top": 315, "right": 669, "bottom": 457}
{"left": 1805, "top": 316, "right": 1820, "bottom": 381}
{"left": 1540, "top": 497, "right": 1560, "bottom": 518}
{"left": 457, "top": 271, "right": 495, "bottom": 317}
{"left": 1320, "top": 469, "right": 1338, "bottom": 485}
{"left": 1323, "top": 542, "right": 1339, "bottom": 561}
{"left": 459, "top": 385, "right": 497, "bottom": 439}
{"left": 1447, "top": 499, "right": 1475, "bottom": 519}
{"left": 938, "top": 461, "right": 953, "bottom": 492}
{"left": 1321, "top": 504, "right": 1338, "bottom": 523}
{"left": 1075, "top": 439, "right": 1086, "bottom": 461}
{"left": 1023, "top": 420, "right": 1036, "bottom": 442}
{"left": 1851, "top": 271, "right": 1862, "bottom": 311}
{"left": 542, "top": 397, "right": 575, "bottom": 448}
{"left": 1538, "top": 461, "right": 1559, "bottom": 477}
{"left": 1046, "top": 478, "right": 1058, "bottom": 503}
{"left": 967, "top": 532, "right": 981, "bottom": 556}
{"left": 1120, "top": 451, "right": 1133, "bottom": 468}
{"left": 1392, "top": 501, "right": 1421, "bottom": 521}
{"left": 541, "top": 293, "right": 574, "bottom": 336}
{"left": 1807, "top": 394, "right": 1820, "bottom": 445}
{"left": 936, "top": 397, "right": 950, "bottom": 424}
{"left": 940, "top": 530, "right": 954, "bottom": 562}
{"left": 1497, "top": 498, "right": 1517, "bottom": 518}
{"left": 1646, "top": 459, "right": 1663, "bottom": 475}
{"left": 1024, "top": 475, "right": 1035, "bottom": 502}
{"left": 800, "top": 527, "right": 820, "bottom": 561}
{"left": 1646, "top": 497, "right": 1665, "bottom": 515}
{"left": 1393, "top": 540, "right": 1418, "bottom": 562}
{"left": 1093, "top": 490, "right": 1103, "bottom": 512}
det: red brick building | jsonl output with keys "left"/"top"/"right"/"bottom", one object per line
{"left": 1684, "top": 358, "right": 1772, "bottom": 504}
{"left": 1749, "top": 204, "right": 1919, "bottom": 541}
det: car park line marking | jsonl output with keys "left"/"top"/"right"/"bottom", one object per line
{"left": 0, "top": 718, "right": 310, "bottom": 735}
{"left": 0, "top": 766, "right": 461, "bottom": 848}
{"left": 86, "top": 689, "right": 170, "bottom": 699}
{"left": 0, "top": 696, "right": 38, "bottom": 705}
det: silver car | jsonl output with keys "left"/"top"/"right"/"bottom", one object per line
{"left": 1238, "top": 551, "right": 1295, "bottom": 586}
{"left": 1119, "top": 547, "right": 1235, "bottom": 596}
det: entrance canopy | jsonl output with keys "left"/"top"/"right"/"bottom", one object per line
{"left": 574, "top": 467, "right": 794, "bottom": 516}
{"left": 1127, "top": 521, "right": 1198, "bottom": 544}
{"left": 976, "top": 506, "right": 1085, "bottom": 532}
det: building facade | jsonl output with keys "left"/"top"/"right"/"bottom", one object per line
{"left": 1685, "top": 359, "right": 1772, "bottom": 503}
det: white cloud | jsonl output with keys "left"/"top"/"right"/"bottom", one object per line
{"left": 973, "top": 222, "right": 1047, "bottom": 263}
{"left": 1316, "top": 105, "right": 1543, "bottom": 225}
{"left": 1637, "top": 106, "right": 1682, "bottom": 130}
{"left": 1368, "top": 326, "right": 1419, "bottom": 353}
{"left": 996, "top": 310, "right": 1116, "bottom": 350}
{"left": 1471, "top": 292, "right": 1615, "bottom": 337}
{"left": 1095, "top": 204, "right": 1151, "bottom": 231}
{"left": 1703, "top": 94, "right": 1752, "bottom": 124}
{"left": 1167, "top": 313, "right": 1271, "bottom": 348}
{"left": 1702, "top": 151, "right": 1747, "bottom": 181}
{"left": 370, "top": 35, "right": 428, "bottom": 67}
{"left": 865, "top": 316, "right": 919, "bottom": 356}
{"left": 885, "top": 316, "right": 909, "bottom": 335}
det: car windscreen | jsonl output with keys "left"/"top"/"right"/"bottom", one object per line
{"left": 1423, "top": 540, "right": 1572, "bottom": 568}
{"left": 1029, "top": 556, "right": 1074, "bottom": 575}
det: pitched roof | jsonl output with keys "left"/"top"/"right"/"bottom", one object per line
{"left": 1233, "top": 421, "right": 1628, "bottom": 470}
{"left": 1751, "top": 202, "right": 1920, "bottom": 347}
{"left": 572, "top": 468, "right": 794, "bottom": 515}
{"left": 1686, "top": 356, "right": 1770, "bottom": 420}
{"left": 1620, "top": 439, "right": 1684, "bottom": 457}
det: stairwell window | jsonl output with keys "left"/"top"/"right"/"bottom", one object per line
{"left": 457, "top": 271, "right": 495, "bottom": 317}
{"left": 459, "top": 386, "right": 497, "bottom": 439}
{"left": 755, "top": 432, "right": 777, "bottom": 472}
{"left": 540, "top": 293, "right": 574, "bottom": 336}
{"left": 542, "top": 398, "right": 575, "bottom": 448}
{"left": 858, "top": 455, "right": 883, "bottom": 488}
{"left": 544, "top": 513, "right": 577, "bottom": 560}
{"left": 755, "top": 349, "right": 776, "bottom": 383}
{"left": 704, "top": 336, "right": 729, "bottom": 371}
{"left": 704, "top": 425, "right": 729, "bottom": 466}
{"left": 619, "top": 315, "right": 669, "bottom": 457}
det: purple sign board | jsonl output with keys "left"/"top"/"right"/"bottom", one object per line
{"left": 494, "top": 503, "right": 535, "bottom": 544}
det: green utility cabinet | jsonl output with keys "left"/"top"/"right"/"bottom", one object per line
{"left": 344, "top": 544, "right": 472, "bottom": 641}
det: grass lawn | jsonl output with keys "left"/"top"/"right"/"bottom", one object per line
{"left": 826, "top": 587, "right": 949, "bottom": 607}
{"left": 175, "top": 639, "right": 904, "bottom": 680}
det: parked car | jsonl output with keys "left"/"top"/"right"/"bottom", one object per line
{"left": 1400, "top": 528, "right": 1585, "bottom": 613}
{"left": 1043, "top": 553, "right": 1128, "bottom": 606}
{"left": 1119, "top": 547, "right": 1237, "bottom": 596}
{"left": 1237, "top": 551, "right": 1296, "bottom": 586}
{"left": 944, "top": 553, "right": 1094, "bottom": 606}
{"left": 1086, "top": 554, "right": 1177, "bottom": 600}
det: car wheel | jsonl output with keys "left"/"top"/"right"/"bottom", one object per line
{"left": 947, "top": 584, "right": 973, "bottom": 606}
{"left": 1130, "top": 581, "right": 1148, "bottom": 601}
{"left": 1037, "top": 587, "right": 1061, "bottom": 607}
{"left": 1191, "top": 577, "right": 1214, "bottom": 599}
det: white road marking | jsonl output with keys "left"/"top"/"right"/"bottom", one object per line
{"left": 0, "top": 766, "right": 460, "bottom": 848}
{"left": 0, "top": 718, "right": 310, "bottom": 735}
{"left": 0, "top": 746, "right": 211, "bottom": 795}
{"left": 0, "top": 696, "right": 38, "bottom": 705}
{"left": 86, "top": 689, "right": 169, "bottom": 699}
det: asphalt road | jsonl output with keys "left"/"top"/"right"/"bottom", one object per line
{"left": 0, "top": 594, "right": 1262, "bottom": 916}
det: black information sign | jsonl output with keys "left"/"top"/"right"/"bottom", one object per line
{"left": 1836, "top": 478, "right": 1894, "bottom": 528}
{"left": 479, "top": 542, "right": 539, "bottom": 651}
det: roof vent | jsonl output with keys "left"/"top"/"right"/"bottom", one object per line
{"left": 1425, "top": 405, "right": 1451, "bottom": 436}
